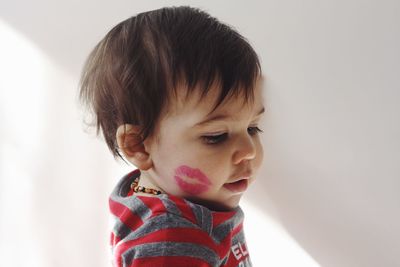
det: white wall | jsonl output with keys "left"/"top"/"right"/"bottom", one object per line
{"left": 0, "top": 0, "right": 399, "bottom": 266}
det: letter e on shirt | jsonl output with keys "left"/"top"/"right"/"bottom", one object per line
{"left": 231, "top": 242, "right": 249, "bottom": 260}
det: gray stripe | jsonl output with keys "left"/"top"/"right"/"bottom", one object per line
{"left": 231, "top": 228, "right": 245, "bottom": 245}
{"left": 111, "top": 214, "right": 132, "bottom": 242}
{"left": 212, "top": 207, "right": 244, "bottom": 242}
{"left": 122, "top": 242, "right": 220, "bottom": 266}
{"left": 133, "top": 197, "right": 155, "bottom": 220}
{"left": 212, "top": 224, "right": 231, "bottom": 243}
{"left": 111, "top": 194, "right": 153, "bottom": 220}
{"left": 123, "top": 213, "right": 199, "bottom": 242}
{"left": 186, "top": 200, "right": 213, "bottom": 234}
{"left": 158, "top": 195, "right": 182, "bottom": 216}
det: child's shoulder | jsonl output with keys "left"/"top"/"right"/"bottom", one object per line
{"left": 109, "top": 170, "right": 250, "bottom": 267}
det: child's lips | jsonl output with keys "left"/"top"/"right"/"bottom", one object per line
{"left": 223, "top": 178, "right": 249, "bottom": 193}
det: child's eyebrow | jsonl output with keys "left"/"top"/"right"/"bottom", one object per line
{"left": 193, "top": 106, "right": 265, "bottom": 128}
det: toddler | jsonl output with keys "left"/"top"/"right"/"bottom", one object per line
{"left": 79, "top": 6, "right": 265, "bottom": 267}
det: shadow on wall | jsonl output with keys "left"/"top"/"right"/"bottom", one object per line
{"left": 0, "top": 1, "right": 162, "bottom": 78}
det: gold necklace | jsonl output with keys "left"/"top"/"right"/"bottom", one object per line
{"left": 130, "top": 176, "right": 162, "bottom": 195}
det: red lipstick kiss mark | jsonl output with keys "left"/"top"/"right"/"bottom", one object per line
{"left": 174, "top": 165, "right": 212, "bottom": 195}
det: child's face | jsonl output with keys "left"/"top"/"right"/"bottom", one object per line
{"left": 145, "top": 80, "right": 264, "bottom": 211}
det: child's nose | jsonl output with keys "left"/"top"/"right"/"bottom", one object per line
{"left": 232, "top": 134, "right": 257, "bottom": 165}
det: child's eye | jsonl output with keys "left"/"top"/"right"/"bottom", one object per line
{"left": 248, "top": 126, "right": 263, "bottom": 136}
{"left": 202, "top": 127, "right": 262, "bottom": 145}
{"left": 202, "top": 133, "right": 228, "bottom": 145}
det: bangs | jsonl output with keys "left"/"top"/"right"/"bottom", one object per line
{"left": 144, "top": 6, "right": 262, "bottom": 112}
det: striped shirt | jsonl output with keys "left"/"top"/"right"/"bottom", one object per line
{"left": 109, "top": 169, "right": 252, "bottom": 267}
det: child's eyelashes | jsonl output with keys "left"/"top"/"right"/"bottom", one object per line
{"left": 248, "top": 126, "right": 264, "bottom": 136}
{"left": 202, "top": 133, "right": 228, "bottom": 145}
{"left": 201, "top": 127, "right": 263, "bottom": 145}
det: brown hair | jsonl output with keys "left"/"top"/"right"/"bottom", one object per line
{"left": 79, "top": 6, "right": 261, "bottom": 161}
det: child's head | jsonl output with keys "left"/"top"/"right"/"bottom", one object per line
{"left": 80, "top": 6, "right": 264, "bottom": 210}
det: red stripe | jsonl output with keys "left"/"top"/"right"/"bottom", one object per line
{"left": 126, "top": 188, "right": 134, "bottom": 196}
{"left": 109, "top": 198, "right": 144, "bottom": 231}
{"left": 212, "top": 209, "right": 237, "bottom": 228}
{"left": 130, "top": 255, "right": 212, "bottom": 267}
{"left": 168, "top": 195, "right": 198, "bottom": 225}
{"left": 136, "top": 196, "right": 167, "bottom": 219}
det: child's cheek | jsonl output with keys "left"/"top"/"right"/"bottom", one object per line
{"left": 174, "top": 165, "right": 212, "bottom": 195}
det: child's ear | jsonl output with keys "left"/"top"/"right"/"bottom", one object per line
{"left": 116, "top": 124, "right": 153, "bottom": 170}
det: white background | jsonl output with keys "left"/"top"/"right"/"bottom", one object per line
{"left": 0, "top": 1, "right": 399, "bottom": 266}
